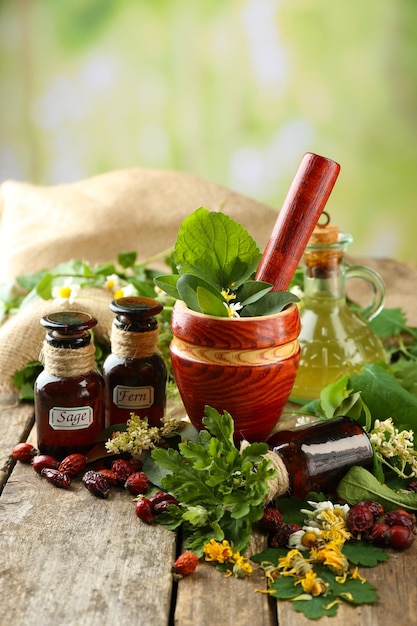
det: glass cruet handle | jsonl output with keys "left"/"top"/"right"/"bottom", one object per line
{"left": 345, "top": 265, "right": 385, "bottom": 321}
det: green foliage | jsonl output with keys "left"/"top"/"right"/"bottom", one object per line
{"left": 337, "top": 466, "right": 417, "bottom": 511}
{"left": 154, "top": 208, "right": 298, "bottom": 317}
{"left": 150, "top": 406, "right": 276, "bottom": 555}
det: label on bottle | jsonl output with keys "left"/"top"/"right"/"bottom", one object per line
{"left": 113, "top": 385, "right": 154, "bottom": 409}
{"left": 49, "top": 406, "right": 94, "bottom": 430}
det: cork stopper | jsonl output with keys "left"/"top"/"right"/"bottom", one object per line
{"left": 309, "top": 212, "right": 339, "bottom": 244}
{"left": 304, "top": 213, "right": 342, "bottom": 277}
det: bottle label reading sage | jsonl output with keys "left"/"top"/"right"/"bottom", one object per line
{"left": 113, "top": 385, "right": 154, "bottom": 409}
{"left": 49, "top": 406, "right": 94, "bottom": 430}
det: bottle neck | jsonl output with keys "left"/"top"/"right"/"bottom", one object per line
{"left": 302, "top": 239, "right": 348, "bottom": 302}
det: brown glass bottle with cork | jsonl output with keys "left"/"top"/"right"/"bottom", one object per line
{"left": 34, "top": 312, "right": 105, "bottom": 460}
{"left": 103, "top": 296, "right": 167, "bottom": 428}
{"left": 266, "top": 416, "right": 374, "bottom": 500}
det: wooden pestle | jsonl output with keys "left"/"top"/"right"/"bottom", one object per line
{"left": 255, "top": 152, "right": 341, "bottom": 291}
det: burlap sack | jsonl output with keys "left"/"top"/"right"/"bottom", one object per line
{"left": 0, "top": 168, "right": 280, "bottom": 402}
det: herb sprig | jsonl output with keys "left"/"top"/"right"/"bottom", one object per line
{"left": 154, "top": 207, "right": 298, "bottom": 317}
{"left": 149, "top": 406, "right": 276, "bottom": 555}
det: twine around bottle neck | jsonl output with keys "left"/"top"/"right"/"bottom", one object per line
{"left": 240, "top": 440, "right": 290, "bottom": 501}
{"left": 41, "top": 340, "right": 96, "bottom": 378}
{"left": 110, "top": 324, "right": 159, "bottom": 359}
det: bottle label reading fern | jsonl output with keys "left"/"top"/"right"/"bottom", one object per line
{"left": 49, "top": 406, "right": 94, "bottom": 430}
{"left": 112, "top": 385, "right": 154, "bottom": 409}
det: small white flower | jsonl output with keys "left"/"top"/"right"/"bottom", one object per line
{"left": 223, "top": 301, "right": 243, "bottom": 318}
{"left": 295, "top": 415, "right": 313, "bottom": 427}
{"left": 105, "top": 274, "right": 122, "bottom": 292}
{"left": 52, "top": 278, "right": 80, "bottom": 304}
{"left": 113, "top": 284, "right": 137, "bottom": 299}
{"left": 288, "top": 526, "right": 322, "bottom": 551}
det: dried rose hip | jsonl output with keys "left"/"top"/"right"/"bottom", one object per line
{"left": 368, "top": 522, "right": 390, "bottom": 545}
{"left": 148, "top": 491, "right": 176, "bottom": 508}
{"left": 257, "top": 507, "right": 283, "bottom": 534}
{"left": 82, "top": 470, "right": 110, "bottom": 499}
{"left": 111, "top": 459, "right": 136, "bottom": 485}
{"left": 32, "top": 454, "right": 60, "bottom": 474}
{"left": 125, "top": 471, "right": 149, "bottom": 495}
{"left": 97, "top": 469, "right": 118, "bottom": 485}
{"left": 173, "top": 551, "right": 199, "bottom": 577}
{"left": 58, "top": 453, "right": 87, "bottom": 477}
{"left": 270, "top": 523, "right": 302, "bottom": 548}
{"left": 135, "top": 497, "right": 154, "bottom": 523}
{"left": 386, "top": 525, "right": 414, "bottom": 550}
{"left": 347, "top": 503, "right": 374, "bottom": 535}
{"left": 357, "top": 499, "right": 384, "bottom": 522}
{"left": 152, "top": 497, "right": 179, "bottom": 515}
{"left": 41, "top": 467, "right": 71, "bottom": 490}
{"left": 384, "top": 509, "right": 414, "bottom": 532}
{"left": 12, "top": 442, "right": 37, "bottom": 463}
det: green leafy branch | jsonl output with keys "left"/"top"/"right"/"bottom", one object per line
{"left": 149, "top": 406, "right": 276, "bottom": 555}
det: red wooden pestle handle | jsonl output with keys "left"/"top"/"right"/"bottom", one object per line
{"left": 255, "top": 152, "right": 341, "bottom": 291}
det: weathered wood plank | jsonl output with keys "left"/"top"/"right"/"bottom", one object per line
{"left": 0, "top": 438, "right": 177, "bottom": 626}
{"left": 174, "top": 532, "right": 276, "bottom": 626}
{"left": 0, "top": 401, "right": 34, "bottom": 491}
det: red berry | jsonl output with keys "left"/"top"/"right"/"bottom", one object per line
{"left": 270, "top": 523, "right": 302, "bottom": 548}
{"left": 357, "top": 500, "right": 384, "bottom": 522}
{"left": 97, "top": 469, "right": 118, "bottom": 485}
{"left": 111, "top": 459, "right": 136, "bottom": 485}
{"left": 386, "top": 525, "right": 414, "bottom": 550}
{"left": 32, "top": 455, "right": 60, "bottom": 474}
{"left": 347, "top": 503, "right": 374, "bottom": 535}
{"left": 368, "top": 523, "right": 390, "bottom": 545}
{"left": 384, "top": 509, "right": 414, "bottom": 532}
{"left": 135, "top": 497, "right": 154, "bottom": 523}
{"left": 173, "top": 551, "right": 199, "bottom": 577}
{"left": 82, "top": 470, "right": 111, "bottom": 499}
{"left": 58, "top": 453, "right": 87, "bottom": 477}
{"left": 41, "top": 467, "right": 71, "bottom": 490}
{"left": 125, "top": 471, "right": 149, "bottom": 495}
{"left": 257, "top": 507, "right": 283, "bottom": 534}
{"left": 12, "top": 442, "right": 37, "bottom": 463}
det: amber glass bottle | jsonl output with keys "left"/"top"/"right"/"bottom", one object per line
{"left": 267, "top": 416, "right": 373, "bottom": 499}
{"left": 34, "top": 312, "right": 105, "bottom": 460}
{"left": 103, "top": 296, "right": 167, "bottom": 428}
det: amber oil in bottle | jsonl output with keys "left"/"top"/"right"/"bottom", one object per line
{"left": 34, "top": 312, "right": 105, "bottom": 460}
{"left": 103, "top": 296, "right": 167, "bottom": 428}
{"left": 267, "top": 416, "right": 373, "bottom": 499}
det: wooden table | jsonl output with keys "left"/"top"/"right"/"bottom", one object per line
{"left": 1, "top": 257, "right": 417, "bottom": 626}
{"left": 1, "top": 403, "right": 417, "bottom": 626}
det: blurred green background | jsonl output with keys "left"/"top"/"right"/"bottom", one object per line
{"left": 1, "top": 0, "right": 416, "bottom": 262}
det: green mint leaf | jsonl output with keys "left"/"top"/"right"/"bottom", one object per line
{"left": 36, "top": 273, "right": 55, "bottom": 300}
{"left": 235, "top": 280, "right": 272, "bottom": 305}
{"left": 337, "top": 465, "right": 417, "bottom": 511}
{"left": 349, "top": 363, "right": 417, "bottom": 432}
{"left": 241, "top": 291, "right": 299, "bottom": 316}
{"left": 117, "top": 251, "right": 137, "bottom": 268}
{"left": 153, "top": 274, "right": 180, "bottom": 299}
{"left": 197, "top": 286, "right": 229, "bottom": 316}
{"left": 173, "top": 207, "right": 260, "bottom": 291}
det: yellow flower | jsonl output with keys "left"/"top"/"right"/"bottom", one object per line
{"left": 230, "top": 554, "right": 253, "bottom": 578}
{"left": 221, "top": 289, "right": 237, "bottom": 302}
{"left": 310, "top": 543, "right": 349, "bottom": 576}
{"left": 203, "top": 539, "right": 234, "bottom": 564}
{"left": 296, "top": 570, "right": 329, "bottom": 597}
{"left": 105, "top": 273, "right": 121, "bottom": 292}
{"left": 113, "top": 284, "right": 137, "bottom": 299}
{"left": 277, "top": 549, "right": 312, "bottom": 577}
{"left": 351, "top": 567, "right": 367, "bottom": 583}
